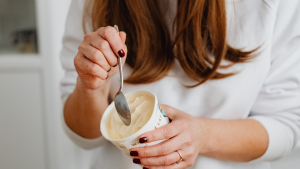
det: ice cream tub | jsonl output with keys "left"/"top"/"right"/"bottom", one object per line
{"left": 100, "top": 90, "right": 170, "bottom": 157}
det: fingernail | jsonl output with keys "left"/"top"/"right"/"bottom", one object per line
{"left": 107, "top": 67, "right": 111, "bottom": 72}
{"left": 106, "top": 75, "right": 109, "bottom": 79}
{"left": 139, "top": 137, "right": 148, "bottom": 143}
{"left": 133, "top": 159, "right": 141, "bottom": 164}
{"left": 143, "top": 167, "right": 149, "bottom": 169}
{"left": 130, "top": 151, "right": 138, "bottom": 156}
{"left": 113, "top": 64, "right": 118, "bottom": 67}
{"left": 118, "top": 49, "right": 125, "bottom": 58}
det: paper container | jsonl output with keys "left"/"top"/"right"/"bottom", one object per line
{"left": 101, "top": 90, "right": 170, "bottom": 157}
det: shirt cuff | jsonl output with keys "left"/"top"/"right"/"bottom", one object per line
{"left": 62, "top": 113, "right": 107, "bottom": 149}
{"left": 249, "top": 115, "right": 294, "bottom": 162}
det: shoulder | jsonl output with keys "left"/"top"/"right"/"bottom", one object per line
{"left": 226, "top": 0, "right": 300, "bottom": 51}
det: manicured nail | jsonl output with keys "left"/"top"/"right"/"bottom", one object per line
{"left": 113, "top": 64, "right": 118, "bottom": 67}
{"left": 106, "top": 75, "right": 109, "bottom": 79}
{"left": 133, "top": 159, "right": 141, "bottom": 164}
{"left": 143, "top": 167, "right": 149, "bottom": 169}
{"left": 118, "top": 49, "right": 125, "bottom": 57}
{"left": 107, "top": 67, "right": 111, "bottom": 72}
{"left": 139, "top": 137, "right": 148, "bottom": 143}
{"left": 130, "top": 151, "right": 138, "bottom": 156}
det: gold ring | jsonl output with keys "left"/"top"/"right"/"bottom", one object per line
{"left": 175, "top": 150, "right": 183, "bottom": 164}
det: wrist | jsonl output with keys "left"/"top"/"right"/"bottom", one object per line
{"left": 197, "top": 118, "right": 215, "bottom": 155}
{"left": 76, "top": 77, "right": 111, "bottom": 98}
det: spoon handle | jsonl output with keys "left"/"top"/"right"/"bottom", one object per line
{"left": 118, "top": 56, "right": 123, "bottom": 91}
{"left": 114, "top": 25, "right": 123, "bottom": 92}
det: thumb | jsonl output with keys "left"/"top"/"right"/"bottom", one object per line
{"left": 160, "top": 104, "right": 178, "bottom": 120}
{"left": 119, "top": 31, "right": 126, "bottom": 44}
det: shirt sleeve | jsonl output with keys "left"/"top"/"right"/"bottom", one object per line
{"left": 60, "top": 0, "right": 107, "bottom": 149}
{"left": 249, "top": 0, "right": 300, "bottom": 162}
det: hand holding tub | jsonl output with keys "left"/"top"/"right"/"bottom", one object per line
{"left": 130, "top": 105, "right": 269, "bottom": 169}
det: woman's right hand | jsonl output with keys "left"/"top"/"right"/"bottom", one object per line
{"left": 74, "top": 26, "right": 127, "bottom": 90}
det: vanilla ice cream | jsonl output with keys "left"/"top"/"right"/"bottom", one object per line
{"left": 107, "top": 93, "right": 155, "bottom": 139}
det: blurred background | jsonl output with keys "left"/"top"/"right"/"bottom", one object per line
{"left": 0, "top": 0, "right": 299, "bottom": 169}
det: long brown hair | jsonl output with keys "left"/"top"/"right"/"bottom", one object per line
{"left": 84, "top": 0, "right": 256, "bottom": 87}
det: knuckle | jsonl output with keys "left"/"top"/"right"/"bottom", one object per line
{"left": 160, "top": 144, "right": 170, "bottom": 155}
{"left": 84, "top": 33, "right": 92, "bottom": 41}
{"left": 91, "top": 50, "right": 100, "bottom": 61}
{"left": 183, "top": 136, "right": 192, "bottom": 146}
{"left": 143, "top": 158, "right": 151, "bottom": 165}
{"left": 162, "top": 127, "right": 172, "bottom": 138}
{"left": 163, "top": 156, "right": 171, "bottom": 165}
{"left": 180, "top": 121, "right": 190, "bottom": 130}
{"left": 74, "top": 55, "right": 80, "bottom": 66}
{"left": 111, "top": 58, "right": 118, "bottom": 66}
{"left": 78, "top": 44, "right": 84, "bottom": 51}
{"left": 97, "top": 27, "right": 104, "bottom": 32}
{"left": 149, "top": 132, "right": 156, "bottom": 141}
{"left": 143, "top": 149, "right": 149, "bottom": 157}
{"left": 186, "top": 138, "right": 192, "bottom": 146}
{"left": 102, "top": 27, "right": 114, "bottom": 38}
{"left": 98, "top": 59, "right": 108, "bottom": 69}
{"left": 98, "top": 40, "right": 109, "bottom": 51}
{"left": 88, "top": 64, "right": 98, "bottom": 74}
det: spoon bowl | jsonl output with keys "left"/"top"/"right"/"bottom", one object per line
{"left": 115, "top": 91, "right": 131, "bottom": 126}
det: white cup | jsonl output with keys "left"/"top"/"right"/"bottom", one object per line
{"left": 101, "top": 90, "right": 170, "bottom": 157}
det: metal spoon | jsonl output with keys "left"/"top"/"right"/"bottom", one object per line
{"left": 113, "top": 25, "right": 131, "bottom": 126}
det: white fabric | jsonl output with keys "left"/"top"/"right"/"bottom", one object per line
{"left": 60, "top": 0, "right": 300, "bottom": 168}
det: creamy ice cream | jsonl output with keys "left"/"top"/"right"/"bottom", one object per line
{"left": 107, "top": 93, "right": 155, "bottom": 139}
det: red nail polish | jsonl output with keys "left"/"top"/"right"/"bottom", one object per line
{"left": 107, "top": 67, "right": 111, "bottom": 72}
{"left": 133, "top": 159, "right": 141, "bottom": 164}
{"left": 130, "top": 151, "right": 138, "bottom": 156}
{"left": 118, "top": 49, "right": 125, "bottom": 58}
{"left": 139, "top": 137, "right": 148, "bottom": 143}
{"left": 113, "top": 64, "right": 118, "bottom": 67}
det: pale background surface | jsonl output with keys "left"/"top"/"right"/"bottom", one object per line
{"left": 0, "top": 0, "right": 299, "bottom": 168}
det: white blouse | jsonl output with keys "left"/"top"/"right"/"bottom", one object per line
{"left": 60, "top": 0, "right": 300, "bottom": 169}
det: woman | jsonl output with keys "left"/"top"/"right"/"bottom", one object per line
{"left": 60, "top": 0, "right": 300, "bottom": 169}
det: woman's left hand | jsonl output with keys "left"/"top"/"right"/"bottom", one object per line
{"left": 130, "top": 105, "right": 206, "bottom": 169}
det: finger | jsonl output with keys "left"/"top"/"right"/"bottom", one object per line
{"left": 142, "top": 161, "right": 187, "bottom": 169}
{"left": 90, "top": 37, "right": 118, "bottom": 67}
{"left": 79, "top": 43, "right": 111, "bottom": 71}
{"left": 160, "top": 105, "right": 179, "bottom": 120}
{"left": 75, "top": 52, "right": 108, "bottom": 80}
{"left": 135, "top": 151, "right": 180, "bottom": 166}
{"left": 97, "top": 26, "right": 126, "bottom": 58}
{"left": 138, "top": 120, "right": 182, "bottom": 144}
{"left": 131, "top": 135, "right": 183, "bottom": 157}
{"left": 119, "top": 31, "right": 127, "bottom": 44}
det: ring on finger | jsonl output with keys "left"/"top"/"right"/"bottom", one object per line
{"left": 175, "top": 150, "right": 183, "bottom": 164}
